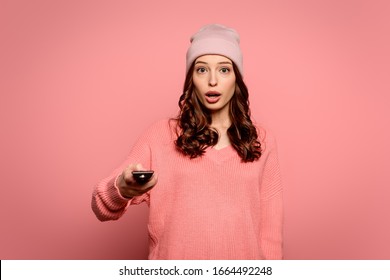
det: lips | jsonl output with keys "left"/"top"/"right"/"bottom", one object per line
{"left": 205, "top": 91, "right": 221, "bottom": 104}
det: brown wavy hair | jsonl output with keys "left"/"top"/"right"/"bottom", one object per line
{"left": 174, "top": 62, "right": 262, "bottom": 162}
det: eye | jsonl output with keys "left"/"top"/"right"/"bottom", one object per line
{"left": 196, "top": 67, "right": 207, "bottom": 74}
{"left": 220, "top": 67, "right": 230, "bottom": 74}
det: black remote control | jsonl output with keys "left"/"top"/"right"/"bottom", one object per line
{"left": 132, "top": 171, "right": 154, "bottom": 184}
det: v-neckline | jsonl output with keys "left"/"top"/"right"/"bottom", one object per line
{"left": 206, "top": 145, "right": 236, "bottom": 164}
{"left": 212, "top": 144, "right": 231, "bottom": 151}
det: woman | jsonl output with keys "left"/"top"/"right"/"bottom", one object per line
{"left": 92, "top": 24, "right": 283, "bottom": 260}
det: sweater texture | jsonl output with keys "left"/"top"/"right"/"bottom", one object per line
{"left": 91, "top": 119, "right": 283, "bottom": 259}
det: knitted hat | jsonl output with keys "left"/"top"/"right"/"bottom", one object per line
{"left": 186, "top": 24, "right": 243, "bottom": 76}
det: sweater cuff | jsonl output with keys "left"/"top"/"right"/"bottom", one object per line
{"left": 113, "top": 174, "right": 133, "bottom": 201}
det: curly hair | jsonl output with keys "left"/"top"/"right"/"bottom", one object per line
{"left": 174, "top": 62, "right": 262, "bottom": 162}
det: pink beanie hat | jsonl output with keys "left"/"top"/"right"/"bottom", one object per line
{"left": 186, "top": 24, "right": 243, "bottom": 76}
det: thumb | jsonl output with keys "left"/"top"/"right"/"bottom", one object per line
{"left": 134, "top": 163, "right": 145, "bottom": 171}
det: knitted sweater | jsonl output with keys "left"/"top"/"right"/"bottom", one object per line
{"left": 91, "top": 119, "right": 283, "bottom": 259}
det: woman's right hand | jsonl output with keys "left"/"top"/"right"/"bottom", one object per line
{"left": 117, "top": 163, "right": 158, "bottom": 198}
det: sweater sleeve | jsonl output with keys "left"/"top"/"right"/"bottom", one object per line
{"left": 91, "top": 125, "right": 154, "bottom": 222}
{"left": 259, "top": 132, "right": 284, "bottom": 259}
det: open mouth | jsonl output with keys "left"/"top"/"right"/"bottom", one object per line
{"left": 205, "top": 91, "right": 221, "bottom": 98}
{"left": 205, "top": 91, "right": 221, "bottom": 104}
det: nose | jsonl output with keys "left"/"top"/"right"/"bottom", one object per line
{"left": 208, "top": 71, "right": 217, "bottom": 87}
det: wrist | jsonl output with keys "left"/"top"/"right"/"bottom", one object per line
{"left": 116, "top": 174, "right": 134, "bottom": 199}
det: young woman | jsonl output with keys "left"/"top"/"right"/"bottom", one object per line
{"left": 92, "top": 24, "right": 283, "bottom": 260}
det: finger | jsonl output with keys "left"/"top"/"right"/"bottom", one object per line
{"left": 123, "top": 173, "right": 157, "bottom": 197}
{"left": 150, "top": 173, "right": 158, "bottom": 185}
{"left": 137, "top": 173, "right": 158, "bottom": 191}
{"left": 125, "top": 163, "right": 142, "bottom": 173}
{"left": 123, "top": 163, "right": 140, "bottom": 183}
{"left": 123, "top": 170, "right": 135, "bottom": 184}
{"left": 134, "top": 163, "right": 144, "bottom": 171}
{"left": 135, "top": 184, "right": 155, "bottom": 195}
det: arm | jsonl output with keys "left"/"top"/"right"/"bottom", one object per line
{"left": 259, "top": 134, "right": 284, "bottom": 259}
{"left": 91, "top": 173, "right": 138, "bottom": 221}
{"left": 91, "top": 128, "right": 154, "bottom": 222}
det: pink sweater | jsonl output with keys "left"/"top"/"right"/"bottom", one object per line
{"left": 92, "top": 119, "right": 283, "bottom": 259}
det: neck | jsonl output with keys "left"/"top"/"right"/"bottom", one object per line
{"left": 210, "top": 113, "right": 231, "bottom": 131}
{"left": 209, "top": 104, "right": 231, "bottom": 131}
{"left": 210, "top": 111, "right": 232, "bottom": 150}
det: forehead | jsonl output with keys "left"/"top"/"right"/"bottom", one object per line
{"left": 195, "top": 54, "right": 232, "bottom": 64}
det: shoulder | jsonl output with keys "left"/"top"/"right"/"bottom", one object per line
{"left": 141, "top": 118, "right": 178, "bottom": 143}
{"left": 146, "top": 118, "right": 177, "bottom": 134}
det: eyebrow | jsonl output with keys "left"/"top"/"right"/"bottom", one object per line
{"left": 195, "top": 60, "right": 232, "bottom": 65}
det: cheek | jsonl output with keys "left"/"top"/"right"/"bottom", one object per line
{"left": 192, "top": 82, "right": 204, "bottom": 102}
{"left": 192, "top": 76, "right": 200, "bottom": 89}
{"left": 227, "top": 79, "right": 236, "bottom": 95}
{"left": 192, "top": 81, "right": 201, "bottom": 95}
{"left": 193, "top": 77, "right": 206, "bottom": 97}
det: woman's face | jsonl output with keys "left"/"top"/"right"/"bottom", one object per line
{"left": 192, "top": 55, "right": 236, "bottom": 115}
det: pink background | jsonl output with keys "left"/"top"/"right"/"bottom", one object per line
{"left": 1, "top": 0, "right": 389, "bottom": 259}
